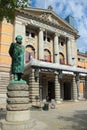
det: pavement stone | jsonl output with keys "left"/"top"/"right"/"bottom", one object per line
{"left": 0, "top": 101, "right": 87, "bottom": 130}
{"left": 31, "top": 101, "right": 87, "bottom": 130}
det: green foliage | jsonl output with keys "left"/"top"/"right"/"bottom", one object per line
{"left": 0, "top": 0, "right": 28, "bottom": 22}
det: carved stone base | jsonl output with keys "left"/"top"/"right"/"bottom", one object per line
{"left": 6, "top": 110, "right": 30, "bottom": 122}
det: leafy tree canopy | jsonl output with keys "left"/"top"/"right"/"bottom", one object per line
{"left": 0, "top": 0, "right": 30, "bottom": 22}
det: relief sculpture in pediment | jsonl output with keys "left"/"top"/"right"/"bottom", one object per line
{"left": 39, "top": 13, "right": 59, "bottom": 25}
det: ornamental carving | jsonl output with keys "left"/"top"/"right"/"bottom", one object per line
{"left": 39, "top": 13, "right": 59, "bottom": 25}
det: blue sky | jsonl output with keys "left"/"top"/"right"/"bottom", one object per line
{"left": 30, "top": 0, "right": 87, "bottom": 52}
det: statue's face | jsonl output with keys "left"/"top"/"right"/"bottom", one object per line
{"left": 16, "top": 35, "right": 22, "bottom": 44}
{"left": 17, "top": 38, "right": 22, "bottom": 44}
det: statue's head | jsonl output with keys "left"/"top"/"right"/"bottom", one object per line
{"left": 16, "top": 35, "right": 23, "bottom": 44}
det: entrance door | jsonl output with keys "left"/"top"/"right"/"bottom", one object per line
{"left": 48, "top": 81, "right": 55, "bottom": 101}
{"left": 64, "top": 82, "right": 71, "bottom": 100}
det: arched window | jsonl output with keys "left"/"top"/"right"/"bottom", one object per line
{"left": 44, "top": 49, "right": 51, "bottom": 62}
{"left": 25, "top": 45, "right": 35, "bottom": 63}
{"left": 59, "top": 53, "right": 65, "bottom": 64}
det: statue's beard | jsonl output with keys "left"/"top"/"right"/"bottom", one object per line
{"left": 17, "top": 41, "right": 22, "bottom": 44}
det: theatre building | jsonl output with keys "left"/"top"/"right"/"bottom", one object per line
{"left": 0, "top": 6, "right": 87, "bottom": 104}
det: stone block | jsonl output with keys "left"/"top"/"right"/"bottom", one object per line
{"left": 6, "top": 110, "right": 30, "bottom": 122}
{"left": 7, "top": 91, "right": 29, "bottom": 97}
{"left": 7, "top": 84, "right": 29, "bottom": 91}
{"left": 6, "top": 104, "right": 30, "bottom": 111}
{"left": 7, "top": 98, "right": 29, "bottom": 104}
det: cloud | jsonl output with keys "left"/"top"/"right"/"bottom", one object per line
{"left": 32, "top": 0, "right": 87, "bottom": 52}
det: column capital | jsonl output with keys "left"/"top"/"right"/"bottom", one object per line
{"left": 22, "top": 22, "right": 27, "bottom": 26}
{"left": 67, "top": 36, "right": 74, "bottom": 42}
{"left": 39, "top": 27, "right": 45, "bottom": 32}
{"left": 54, "top": 32, "right": 60, "bottom": 37}
{"left": 54, "top": 71, "right": 58, "bottom": 75}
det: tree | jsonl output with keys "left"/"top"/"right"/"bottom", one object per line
{"left": 0, "top": 0, "right": 31, "bottom": 22}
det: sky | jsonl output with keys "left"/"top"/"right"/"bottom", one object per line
{"left": 30, "top": 0, "right": 87, "bottom": 52}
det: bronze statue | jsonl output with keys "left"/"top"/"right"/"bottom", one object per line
{"left": 9, "top": 35, "right": 25, "bottom": 81}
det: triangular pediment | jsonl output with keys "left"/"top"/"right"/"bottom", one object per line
{"left": 17, "top": 7, "right": 78, "bottom": 34}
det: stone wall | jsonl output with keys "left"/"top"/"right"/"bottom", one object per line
{"left": 0, "top": 71, "right": 10, "bottom": 104}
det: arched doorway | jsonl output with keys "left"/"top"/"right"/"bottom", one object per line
{"left": 25, "top": 45, "right": 35, "bottom": 63}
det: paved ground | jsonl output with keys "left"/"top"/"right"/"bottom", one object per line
{"left": 31, "top": 101, "right": 87, "bottom": 130}
{"left": 0, "top": 101, "right": 87, "bottom": 130}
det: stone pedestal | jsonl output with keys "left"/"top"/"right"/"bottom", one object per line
{"left": 6, "top": 81, "right": 30, "bottom": 122}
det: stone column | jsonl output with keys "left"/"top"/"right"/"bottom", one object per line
{"left": 71, "top": 38, "right": 77, "bottom": 66}
{"left": 54, "top": 33, "right": 59, "bottom": 63}
{"left": 84, "top": 77, "right": 87, "bottom": 99}
{"left": 77, "top": 80, "right": 80, "bottom": 100}
{"left": 67, "top": 37, "right": 72, "bottom": 65}
{"left": 55, "top": 72, "right": 61, "bottom": 103}
{"left": 14, "top": 20, "right": 26, "bottom": 44}
{"left": 29, "top": 69, "right": 39, "bottom": 105}
{"left": 73, "top": 75, "right": 78, "bottom": 101}
{"left": 38, "top": 28, "right": 44, "bottom": 60}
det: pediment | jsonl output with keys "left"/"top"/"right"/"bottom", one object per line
{"left": 18, "top": 8, "right": 78, "bottom": 34}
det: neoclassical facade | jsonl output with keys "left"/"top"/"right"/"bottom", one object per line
{"left": 0, "top": 7, "right": 87, "bottom": 104}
